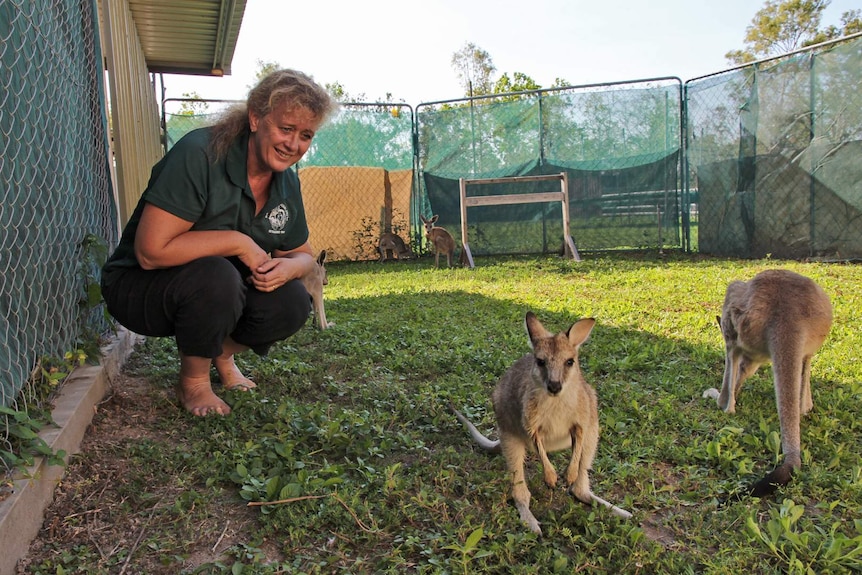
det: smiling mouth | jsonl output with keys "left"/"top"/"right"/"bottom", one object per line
{"left": 275, "top": 148, "right": 293, "bottom": 159}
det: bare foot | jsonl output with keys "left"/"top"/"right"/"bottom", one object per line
{"left": 213, "top": 355, "right": 257, "bottom": 392}
{"left": 176, "top": 376, "right": 231, "bottom": 416}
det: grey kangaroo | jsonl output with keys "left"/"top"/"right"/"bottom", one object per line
{"left": 703, "top": 269, "right": 832, "bottom": 497}
{"left": 420, "top": 215, "right": 456, "bottom": 268}
{"left": 299, "top": 250, "right": 332, "bottom": 330}
{"left": 378, "top": 232, "right": 412, "bottom": 262}
{"left": 452, "top": 312, "right": 631, "bottom": 535}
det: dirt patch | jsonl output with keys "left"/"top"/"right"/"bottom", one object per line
{"left": 15, "top": 373, "right": 268, "bottom": 574}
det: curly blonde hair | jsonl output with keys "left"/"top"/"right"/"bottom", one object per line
{"left": 209, "top": 69, "right": 338, "bottom": 160}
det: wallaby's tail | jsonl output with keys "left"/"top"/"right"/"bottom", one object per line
{"left": 450, "top": 403, "right": 501, "bottom": 453}
{"left": 750, "top": 463, "right": 794, "bottom": 498}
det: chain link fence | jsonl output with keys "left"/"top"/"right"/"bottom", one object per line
{"left": 166, "top": 81, "right": 684, "bottom": 261}
{"left": 163, "top": 34, "right": 862, "bottom": 263}
{"left": 163, "top": 101, "right": 418, "bottom": 261}
{"left": 686, "top": 34, "right": 862, "bottom": 258}
{"left": 0, "top": 0, "right": 117, "bottom": 412}
{"left": 417, "top": 79, "right": 682, "bottom": 257}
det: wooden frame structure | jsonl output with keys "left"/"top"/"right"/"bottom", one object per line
{"left": 458, "top": 172, "right": 580, "bottom": 268}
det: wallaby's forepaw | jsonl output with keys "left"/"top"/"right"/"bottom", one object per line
{"left": 543, "top": 469, "right": 558, "bottom": 489}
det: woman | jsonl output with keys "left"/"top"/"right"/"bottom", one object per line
{"left": 101, "top": 69, "right": 337, "bottom": 416}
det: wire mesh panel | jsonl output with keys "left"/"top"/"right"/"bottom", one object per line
{"left": 298, "top": 103, "right": 416, "bottom": 261}
{"left": 417, "top": 79, "right": 683, "bottom": 257}
{"left": 162, "top": 98, "right": 240, "bottom": 151}
{"left": 0, "top": 0, "right": 116, "bottom": 407}
{"left": 686, "top": 35, "right": 862, "bottom": 258}
{"left": 162, "top": 101, "right": 417, "bottom": 262}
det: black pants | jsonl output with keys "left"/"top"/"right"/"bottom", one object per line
{"left": 102, "top": 256, "right": 311, "bottom": 357}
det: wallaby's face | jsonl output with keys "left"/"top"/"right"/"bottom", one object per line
{"left": 421, "top": 215, "right": 438, "bottom": 239}
{"left": 526, "top": 313, "right": 594, "bottom": 395}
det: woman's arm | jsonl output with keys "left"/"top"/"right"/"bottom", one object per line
{"left": 134, "top": 203, "right": 269, "bottom": 271}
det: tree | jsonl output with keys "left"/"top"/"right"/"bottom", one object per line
{"left": 255, "top": 59, "right": 281, "bottom": 80}
{"left": 809, "top": 8, "right": 862, "bottom": 43}
{"left": 247, "top": 59, "right": 281, "bottom": 90}
{"left": 493, "top": 72, "right": 541, "bottom": 95}
{"left": 451, "top": 42, "right": 496, "bottom": 97}
{"left": 726, "top": 0, "right": 862, "bottom": 64}
{"left": 325, "top": 81, "right": 368, "bottom": 103}
{"left": 177, "top": 91, "right": 209, "bottom": 115}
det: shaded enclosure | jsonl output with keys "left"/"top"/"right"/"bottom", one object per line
{"left": 687, "top": 38, "right": 862, "bottom": 258}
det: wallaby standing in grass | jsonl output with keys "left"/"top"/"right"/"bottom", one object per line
{"left": 703, "top": 269, "right": 832, "bottom": 497}
{"left": 378, "top": 232, "right": 412, "bottom": 262}
{"left": 420, "top": 214, "right": 456, "bottom": 268}
{"left": 300, "top": 250, "right": 333, "bottom": 330}
{"left": 452, "top": 312, "right": 632, "bottom": 536}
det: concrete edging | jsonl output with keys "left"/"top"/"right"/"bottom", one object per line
{"left": 0, "top": 328, "right": 141, "bottom": 575}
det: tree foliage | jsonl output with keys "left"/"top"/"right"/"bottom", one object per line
{"left": 252, "top": 59, "right": 282, "bottom": 86}
{"left": 177, "top": 91, "right": 208, "bottom": 115}
{"left": 451, "top": 42, "right": 497, "bottom": 97}
{"left": 493, "top": 72, "right": 541, "bottom": 95}
{"left": 726, "top": 0, "right": 862, "bottom": 65}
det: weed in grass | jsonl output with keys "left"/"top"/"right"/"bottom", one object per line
{"left": 746, "top": 498, "right": 862, "bottom": 573}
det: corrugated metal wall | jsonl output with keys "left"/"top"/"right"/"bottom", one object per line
{"left": 99, "top": 0, "right": 164, "bottom": 225}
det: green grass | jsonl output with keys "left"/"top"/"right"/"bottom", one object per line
{"left": 30, "top": 253, "right": 862, "bottom": 574}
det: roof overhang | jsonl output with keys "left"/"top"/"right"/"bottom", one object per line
{"left": 128, "top": 0, "right": 247, "bottom": 77}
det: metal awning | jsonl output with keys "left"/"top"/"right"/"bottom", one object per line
{"left": 128, "top": 0, "right": 247, "bottom": 76}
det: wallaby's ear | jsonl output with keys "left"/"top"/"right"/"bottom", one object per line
{"left": 716, "top": 315, "right": 721, "bottom": 328}
{"left": 317, "top": 250, "right": 327, "bottom": 265}
{"left": 567, "top": 318, "right": 596, "bottom": 347}
{"left": 430, "top": 215, "right": 439, "bottom": 224}
{"left": 524, "top": 311, "right": 552, "bottom": 348}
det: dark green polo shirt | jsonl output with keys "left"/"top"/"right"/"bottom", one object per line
{"left": 102, "top": 127, "right": 309, "bottom": 286}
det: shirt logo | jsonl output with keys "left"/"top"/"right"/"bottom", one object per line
{"left": 266, "top": 203, "right": 289, "bottom": 234}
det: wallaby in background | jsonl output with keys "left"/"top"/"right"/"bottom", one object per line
{"left": 300, "top": 250, "right": 333, "bottom": 330}
{"left": 378, "top": 232, "right": 412, "bottom": 262}
{"left": 452, "top": 312, "right": 631, "bottom": 536}
{"left": 703, "top": 269, "right": 832, "bottom": 497}
{"left": 420, "top": 214, "right": 456, "bottom": 268}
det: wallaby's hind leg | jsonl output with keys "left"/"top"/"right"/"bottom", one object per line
{"left": 500, "top": 434, "right": 541, "bottom": 535}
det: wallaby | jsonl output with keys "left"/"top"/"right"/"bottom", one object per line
{"left": 452, "top": 312, "right": 632, "bottom": 536}
{"left": 378, "top": 232, "right": 412, "bottom": 262}
{"left": 703, "top": 269, "right": 832, "bottom": 497}
{"left": 299, "top": 250, "right": 333, "bottom": 330}
{"left": 420, "top": 214, "right": 456, "bottom": 268}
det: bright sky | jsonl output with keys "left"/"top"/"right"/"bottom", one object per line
{"left": 160, "top": 0, "right": 861, "bottom": 105}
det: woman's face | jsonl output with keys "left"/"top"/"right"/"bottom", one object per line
{"left": 248, "top": 102, "right": 320, "bottom": 173}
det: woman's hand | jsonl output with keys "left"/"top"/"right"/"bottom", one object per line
{"left": 247, "top": 251, "right": 314, "bottom": 292}
{"left": 237, "top": 238, "right": 271, "bottom": 272}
